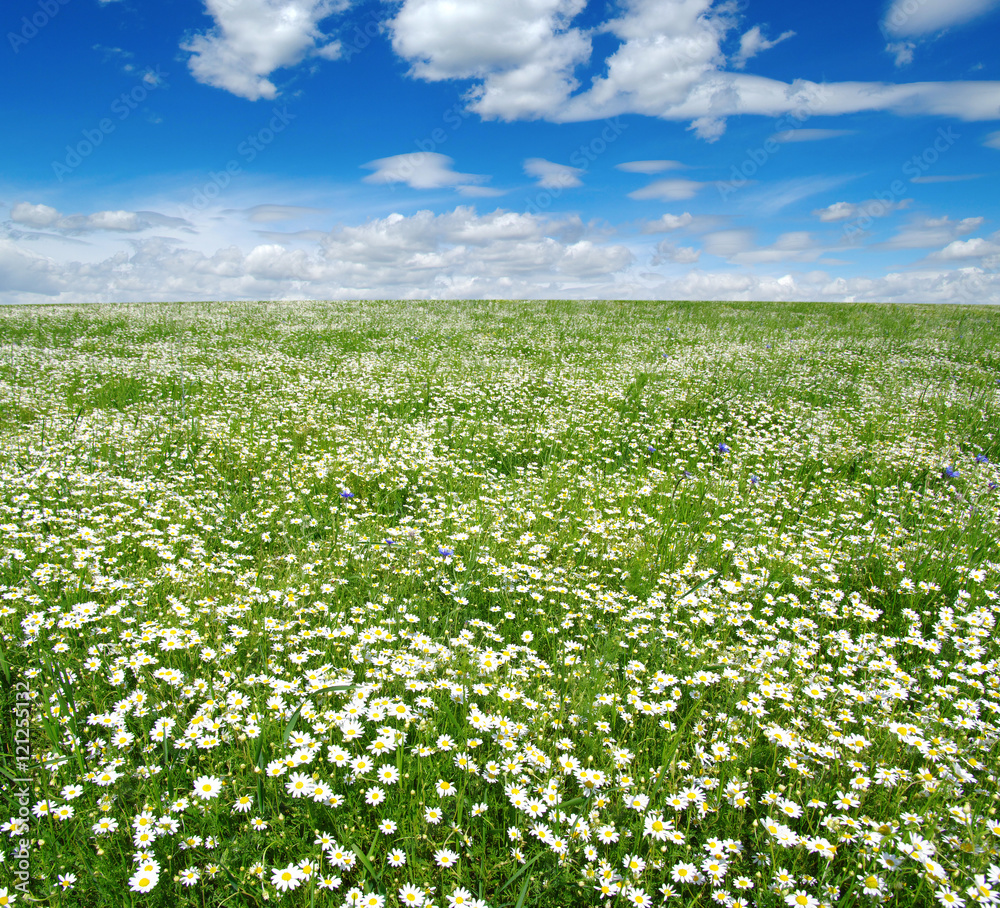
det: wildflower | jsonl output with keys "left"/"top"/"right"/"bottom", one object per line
{"left": 232, "top": 794, "right": 254, "bottom": 813}
{"left": 448, "top": 887, "right": 474, "bottom": 907}
{"left": 936, "top": 890, "right": 965, "bottom": 907}
{"left": 425, "top": 806, "right": 443, "bottom": 824}
{"left": 718, "top": 443, "right": 731, "bottom": 454}
{"left": 644, "top": 814, "right": 670, "bottom": 841}
{"left": 249, "top": 817, "right": 268, "bottom": 831}
{"left": 624, "top": 888, "right": 652, "bottom": 908}
{"left": 785, "top": 893, "right": 818, "bottom": 908}
{"left": 271, "top": 864, "right": 304, "bottom": 892}
{"left": 286, "top": 772, "right": 315, "bottom": 798}
{"left": 57, "top": 874, "right": 77, "bottom": 890}
{"left": 192, "top": 775, "right": 222, "bottom": 800}
{"left": 436, "top": 779, "right": 457, "bottom": 797}
{"left": 180, "top": 868, "right": 201, "bottom": 887}
{"left": 378, "top": 819, "right": 398, "bottom": 835}
{"left": 128, "top": 869, "right": 158, "bottom": 893}
{"left": 399, "top": 884, "right": 425, "bottom": 906}
{"left": 387, "top": 848, "right": 406, "bottom": 867}
{"left": 0, "top": 888, "right": 15, "bottom": 906}
{"left": 434, "top": 848, "right": 459, "bottom": 869}
{"left": 860, "top": 874, "right": 884, "bottom": 897}
{"left": 672, "top": 862, "right": 700, "bottom": 884}
{"left": 365, "top": 786, "right": 386, "bottom": 806}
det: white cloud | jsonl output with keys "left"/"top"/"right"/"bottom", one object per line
{"left": 731, "top": 25, "right": 795, "bottom": 69}
{"left": 928, "top": 236, "right": 1000, "bottom": 261}
{"left": 881, "top": 0, "right": 1000, "bottom": 64}
{"left": 885, "top": 41, "right": 915, "bottom": 67}
{"left": 182, "top": 0, "right": 349, "bottom": 101}
{"left": 770, "top": 128, "right": 855, "bottom": 143}
{"left": 628, "top": 179, "right": 706, "bottom": 201}
{"left": 524, "top": 158, "right": 584, "bottom": 188}
{"left": 879, "top": 215, "right": 985, "bottom": 249}
{"left": 882, "top": 0, "right": 1000, "bottom": 38}
{"left": 813, "top": 199, "right": 913, "bottom": 222}
{"left": 653, "top": 241, "right": 700, "bottom": 264}
{"left": 385, "top": 0, "right": 1000, "bottom": 135}
{"left": 616, "top": 160, "right": 685, "bottom": 174}
{"left": 388, "top": 0, "right": 590, "bottom": 121}
{"left": 8, "top": 203, "right": 180, "bottom": 234}
{"left": 984, "top": 130, "right": 1000, "bottom": 150}
{"left": 640, "top": 212, "right": 694, "bottom": 232}
{"left": 10, "top": 202, "right": 61, "bottom": 229}
{"left": 729, "top": 231, "right": 826, "bottom": 265}
{"left": 361, "top": 153, "right": 494, "bottom": 193}
{"left": 0, "top": 239, "right": 62, "bottom": 295}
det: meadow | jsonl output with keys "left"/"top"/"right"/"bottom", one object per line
{"left": 0, "top": 298, "right": 998, "bottom": 908}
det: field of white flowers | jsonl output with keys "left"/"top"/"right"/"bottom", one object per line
{"left": 0, "top": 298, "right": 998, "bottom": 908}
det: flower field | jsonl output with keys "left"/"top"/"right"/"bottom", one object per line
{"left": 1, "top": 298, "right": 999, "bottom": 908}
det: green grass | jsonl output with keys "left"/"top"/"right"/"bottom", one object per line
{"left": 0, "top": 298, "right": 998, "bottom": 908}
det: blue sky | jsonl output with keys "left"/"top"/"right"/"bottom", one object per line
{"left": 2, "top": 0, "right": 1000, "bottom": 303}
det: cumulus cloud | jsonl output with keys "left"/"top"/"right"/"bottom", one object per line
{"left": 927, "top": 235, "right": 1000, "bottom": 261}
{"left": 628, "top": 179, "right": 706, "bottom": 201}
{"left": 361, "top": 153, "right": 496, "bottom": 194}
{"left": 523, "top": 158, "right": 584, "bottom": 188}
{"left": 731, "top": 25, "right": 795, "bottom": 69}
{"left": 813, "top": 198, "right": 913, "bottom": 222}
{"left": 388, "top": 0, "right": 590, "bottom": 121}
{"left": 10, "top": 202, "right": 61, "bottom": 229}
{"left": 384, "top": 0, "right": 1000, "bottom": 136}
{"left": 182, "top": 0, "right": 349, "bottom": 101}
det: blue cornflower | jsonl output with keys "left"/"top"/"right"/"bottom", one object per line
{"left": 340, "top": 490, "right": 355, "bottom": 499}
{"left": 647, "top": 445, "right": 656, "bottom": 454}
{"left": 717, "top": 443, "right": 731, "bottom": 454}
{"left": 749, "top": 474, "right": 760, "bottom": 484}
{"left": 943, "top": 466, "right": 959, "bottom": 478}
{"left": 975, "top": 454, "right": 990, "bottom": 464}
{"left": 438, "top": 546, "right": 454, "bottom": 558}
